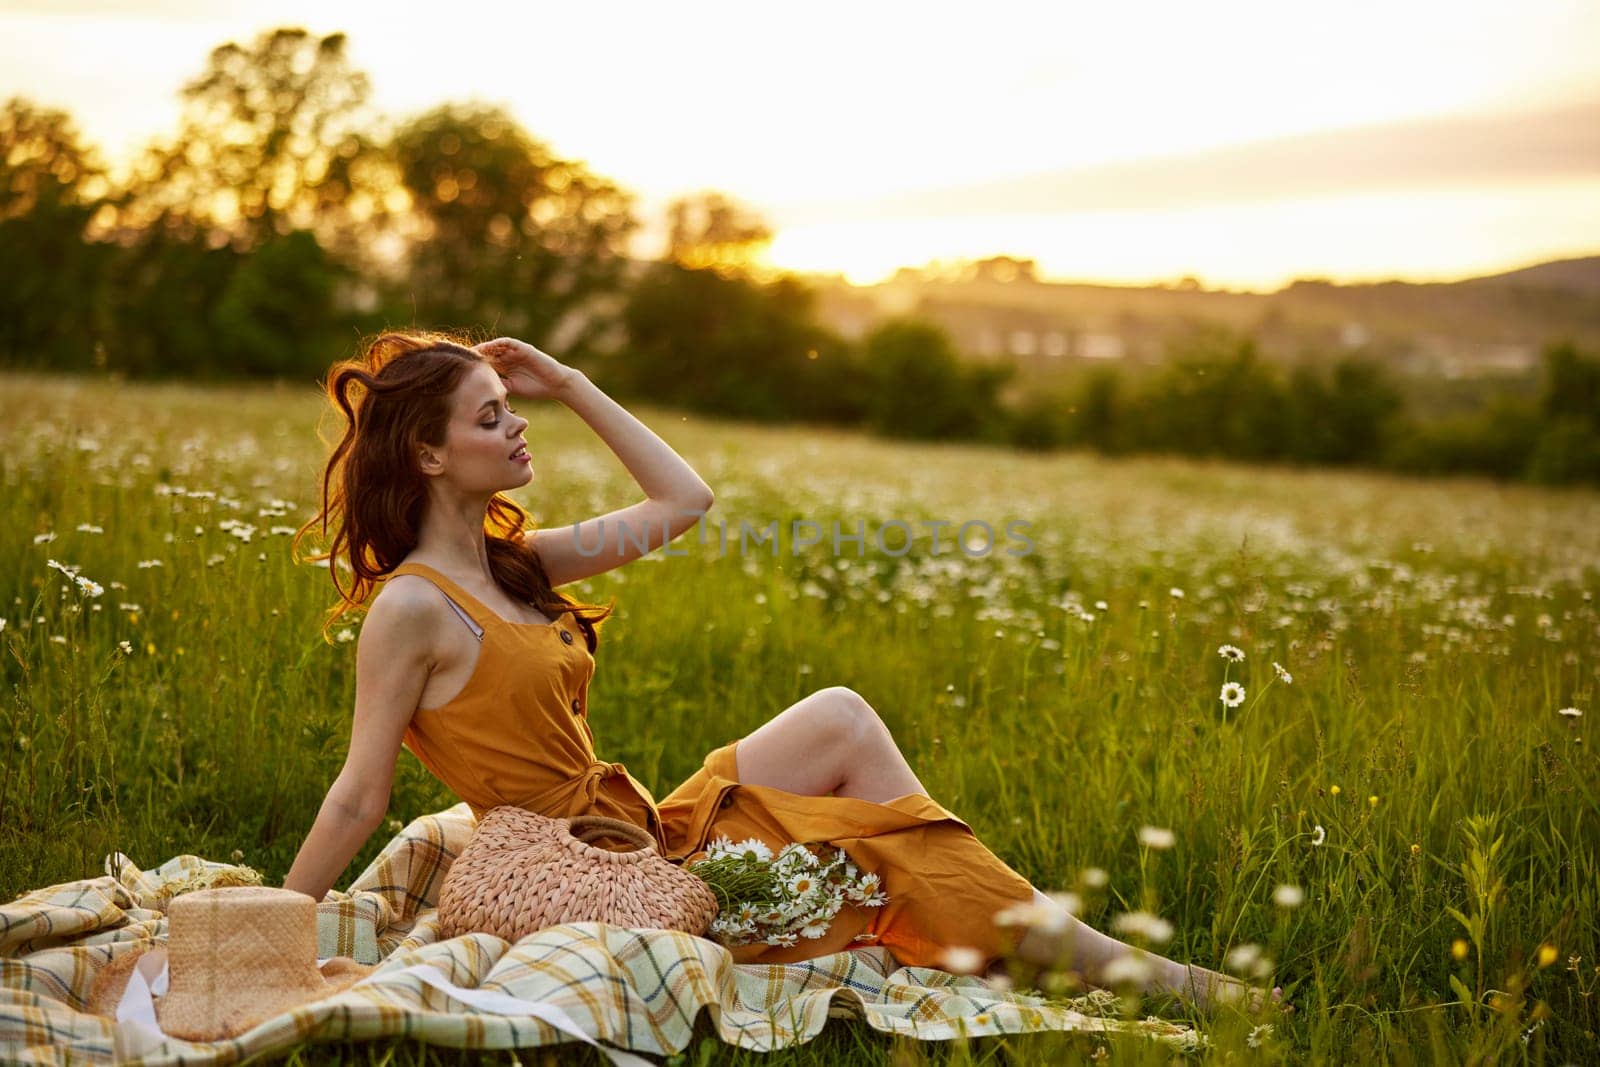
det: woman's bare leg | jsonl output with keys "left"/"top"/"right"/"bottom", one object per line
{"left": 1009, "top": 889, "right": 1285, "bottom": 1013}
{"left": 733, "top": 687, "right": 1286, "bottom": 1013}
{"left": 733, "top": 686, "right": 929, "bottom": 803}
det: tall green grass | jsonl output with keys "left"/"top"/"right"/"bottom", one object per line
{"left": 2, "top": 371, "right": 1596, "bottom": 1063}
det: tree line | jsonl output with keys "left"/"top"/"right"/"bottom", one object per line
{"left": 2, "top": 26, "right": 1596, "bottom": 486}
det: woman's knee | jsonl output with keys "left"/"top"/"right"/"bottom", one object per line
{"left": 812, "top": 686, "right": 884, "bottom": 746}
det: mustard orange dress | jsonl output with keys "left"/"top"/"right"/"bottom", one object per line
{"left": 390, "top": 562, "right": 1036, "bottom": 971}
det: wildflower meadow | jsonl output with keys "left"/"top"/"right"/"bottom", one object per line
{"left": 2, "top": 370, "right": 1596, "bottom": 1064}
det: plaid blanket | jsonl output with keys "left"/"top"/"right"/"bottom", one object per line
{"left": 1, "top": 803, "right": 1201, "bottom": 1064}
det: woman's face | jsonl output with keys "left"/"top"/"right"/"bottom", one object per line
{"left": 434, "top": 361, "right": 533, "bottom": 493}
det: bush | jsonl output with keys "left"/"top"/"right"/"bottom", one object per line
{"left": 858, "top": 318, "right": 1012, "bottom": 441}
{"left": 1525, "top": 416, "right": 1600, "bottom": 485}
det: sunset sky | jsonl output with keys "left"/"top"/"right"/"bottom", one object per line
{"left": 3, "top": 0, "right": 1597, "bottom": 291}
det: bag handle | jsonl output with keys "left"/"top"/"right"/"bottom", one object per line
{"left": 566, "top": 816, "right": 656, "bottom": 853}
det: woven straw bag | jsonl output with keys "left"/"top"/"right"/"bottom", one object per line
{"left": 436, "top": 807, "right": 720, "bottom": 942}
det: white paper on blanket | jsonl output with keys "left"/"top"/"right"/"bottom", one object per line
{"left": 110, "top": 948, "right": 171, "bottom": 1062}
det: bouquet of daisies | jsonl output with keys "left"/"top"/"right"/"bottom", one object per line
{"left": 686, "top": 835, "right": 888, "bottom": 947}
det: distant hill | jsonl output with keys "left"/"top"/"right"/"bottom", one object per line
{"left": 799, "top": 253, "right": 1600, "bottom": 380}
{"left": 1460, "top": 255, "right": 1600, "bottom": 295}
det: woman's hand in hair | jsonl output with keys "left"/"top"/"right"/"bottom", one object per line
{"left": 473, "top": 337, "right": 582, "bottom": 402}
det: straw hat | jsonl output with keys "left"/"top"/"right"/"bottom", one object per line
{"left": 84, "top": 885, "right": 379, "bottom": 1041}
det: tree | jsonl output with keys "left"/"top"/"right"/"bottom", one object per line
{"left": 859, "top": 318, "right": 1013, "bottom": 440}
{"left": 1133, "top": 330, "right": 1289, "bottom": 459}
{"left": 1283, "top": 358, "right": 1401, "bottom": 465}
{"left": 663, "top": 191, "right": 773, "bottom": 279}
{"left": 103, "top": 27, "right": 397, "bottom": 260}
{"left": 1073, "top": 367, "right": 1124, "bottom": 452}
{"left": 390, "top": 102, "right": 638, "bottom": 366}
{"left": 1538, "top": 340, "right": 1600, "bottom": 427}
{"left": 211, "top": 229, "right": 347, "bottom": 377}
{"left": 618, "top": 261, "right": 864, "bottom": 423}
{"left": 968, "top": 256, "right": 1037, "bottom": 284}
{"left": 1525, "top": 341, "right": 1600, "bottom": 484}
{"left": 0, "top": 98, "right": 112, "bottom": 368}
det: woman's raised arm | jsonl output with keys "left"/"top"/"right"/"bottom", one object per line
{"left": 281, "top": 586, "right": 433, "bottom": 901}
{"left": 479, "top": 337, "right": 714, "bottom": 586}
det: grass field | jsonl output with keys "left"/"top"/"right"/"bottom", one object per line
{"left": 2, "top": 370, "right": 1597, "bottom": 1064}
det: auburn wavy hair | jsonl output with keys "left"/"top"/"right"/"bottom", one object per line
{"left": 292, "top": 329, "right": 615, "bottom": 650}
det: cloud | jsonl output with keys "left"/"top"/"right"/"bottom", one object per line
{"left": 772, "top": 98, "right": 1600, "bottom": 224}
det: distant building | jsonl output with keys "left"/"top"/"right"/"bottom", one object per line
{"left": 1077, "top": 332, "right": 1127, "bottom": 360}
{"left": 1339, "top": 321, "right": 1371, "bottom": 348}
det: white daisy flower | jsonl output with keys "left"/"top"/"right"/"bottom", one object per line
{"left": 732, "top": 838, "right": 773, "bottom": 863}
{"left": 1217, "top": 644, "right": 1245, "bottom": 662}
{"left": 1272, "top": 661, "right": 1293, "bottom": 684}
{"left": 1111, "top": 910, "right": 1174, "bottom": 944}
{"left": 1045, "top": 890, "right": 1083, "bottom": 916}
{"left": 1310, "top": 824, "right": 1326, "bottom": 846}
{"left": 786, "top": 872, "right": 818, "bottom": 897}
{"left": 1273, "top": 884, "right": 1305, "bottom": 908}
{"left": 1224, "top": 942, "right": 1262, "bottom": 973}
{"left": 799, "top": 919, "right": 831, "bottom": 939}
{"left": 1079, "top": 866, "right": 1109, "bottom": 889}
{"left": 992, "top": 900, "right": 1066, "bottom": 932}
{"left": 938, "top": 946, "right": 984, "bottom": 974}
{"left": 1247, "top": 1024, "right": 1274, "bottom": 1049}
{"left": 1220, "top": 681, "right": 1246, "bottom": 708}
{"left": 845, "top": 870, "right": 882, "bottom": 901}
{"left": 777, "top": 842, "right": 820, "bottom": 869}
{"left": 1557, "top": 707, "right": 1583, "bottom": 718}
{"left": 33, "top": 532, "right": 56, "bottom": 544}
{"left": 1169, "top": 587, "right": 1185, "bottom": 599}
{"left": 1137, "top": 825, "right": 1176, "bottom": 850}
{"left": 1101, "top": 952, "right": 1153, "bottom": 987}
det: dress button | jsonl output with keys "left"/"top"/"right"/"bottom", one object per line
{"left": 559, "top": 629, "right": 574, "bottom": 644}
{"left": 570, "top": 698, "right": 581, "bottom": 714}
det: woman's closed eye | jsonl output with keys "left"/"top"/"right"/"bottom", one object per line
{"left": 481, "top": 403, "right": 516, "bottom": 428}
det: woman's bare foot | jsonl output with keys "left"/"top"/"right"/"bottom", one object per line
{"left": 998, "top": 908, "right": 1286, "bottom": 1017}
{"left": 1152, "top": 959, "right": 1290, "bottom": 1016}
{"left": 997, "top": 901, "right": 1290, "bottom": 1016}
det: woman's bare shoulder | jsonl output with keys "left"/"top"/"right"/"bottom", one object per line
{"left": 363, "top": 575, "right": 450, "bottom": 658}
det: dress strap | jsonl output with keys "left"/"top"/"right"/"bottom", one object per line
{"left": 387, "top": 562, "right": 496, "bottom": 638}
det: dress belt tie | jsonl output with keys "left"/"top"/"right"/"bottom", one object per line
{"left": 572, "top": 760, "right": 631, "bottom": 807}
{"left": 515, "top": 761, "right": 664, "bottom": 847}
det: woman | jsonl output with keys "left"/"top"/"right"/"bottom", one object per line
{"left": 281, "top": 330, "right": 1284, "bottom": 1014}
